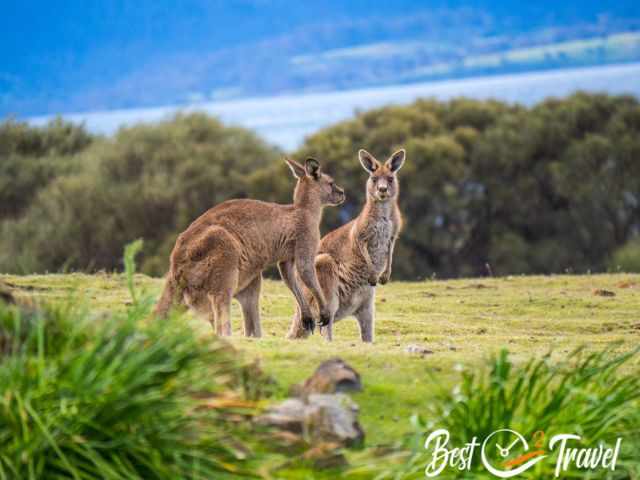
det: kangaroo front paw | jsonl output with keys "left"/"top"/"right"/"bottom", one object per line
{"left": 302, "top": 315, "right": 315, "bottom": 334}
{"left": 368, "top": 275, "right": 378, "bottom": 287}
{"left": 378, "top": 272, "right": 390, "bottom": 285}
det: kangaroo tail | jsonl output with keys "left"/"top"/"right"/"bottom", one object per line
{"left": 154, "top": 274, "right": 181, "bottom": 318}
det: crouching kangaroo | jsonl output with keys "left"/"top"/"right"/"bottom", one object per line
{"left": 287, "top": 149, "right": 405, "bottom": 342}
{"left": 155, "top": 157, "right": 345, "bottom": 336}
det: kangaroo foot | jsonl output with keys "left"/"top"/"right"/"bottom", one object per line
{"left": 302, "top": 315, "right": 315, "bottom": 333}
{"left": 319, "top": 311, "right": 331, "bottom": 327}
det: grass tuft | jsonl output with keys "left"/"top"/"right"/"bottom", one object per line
{"left": 0, "top": 243, "right": 262, "bottom": 479}
{"left": 367, "top": 346, "right": 640, "bottom": 479}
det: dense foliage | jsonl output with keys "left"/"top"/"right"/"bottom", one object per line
{"left": 293, "top": 92, "right": 640, "bottom": 278}
{"left": 1, "top": 93, "right": 640, "bottom": 278}
{"left": 0, "top": 114, "right": 280, "bottom": 275}
{"left": 360, "top": 347, "right": 640, "bottom": 479}
{"left": 0, "top": 118, "right": 93, "bottom": 219}
{"left": 0, "top": 245, "right": 264, "bottom": 479}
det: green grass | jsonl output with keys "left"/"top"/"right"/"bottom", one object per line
{"left": 3, "top": 272, "right": 639, "bottom": 452}
{"left": 0, "top": 292, "right": 265, "bottom": 479}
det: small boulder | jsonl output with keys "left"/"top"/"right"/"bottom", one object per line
{"left": 295, "top": 357, "right": 362, "bottom": 397}
{"left": 257, "top": 359, "right": 365, "bottom": 450}
{"left": 256, "top": 393, "right": 364, "bottom": 447}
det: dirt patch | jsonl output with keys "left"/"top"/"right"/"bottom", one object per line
{"left": 0, "top": 282, "right": 15, "bottom": 304}
{"left": 616, "top": 280, "right": 637, "bottom": 289}
{"left": 2, "top": 281, "right": 49, "bottom": 292}
{"left": 592, "top": 289, "right": 615, "bottom": 297}
{"left": 462, "top": 283, "right": 496, "bottom": 290}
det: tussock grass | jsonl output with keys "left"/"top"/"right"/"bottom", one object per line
{"left": 368, "top": 346, "right": 640, "bottom": 478}
{"left": 0, "top": 244, "right": 262, "bottom": 479}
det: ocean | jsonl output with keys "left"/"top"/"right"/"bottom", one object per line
{"left": 30, "top": 62, "right": 640, "bottom": 151}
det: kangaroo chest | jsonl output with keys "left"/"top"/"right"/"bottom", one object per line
{"left": 364, "top": 217, "right": 393, "bottom": 272}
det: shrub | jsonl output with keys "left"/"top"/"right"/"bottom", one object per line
{"left": 294, "top": 93, "right": 640, "bottom": 278}
{"left": 0, "top": 244, "right": 263, "bottom": 479}
{"left": 0, "top": 118, "right": 94, "bottom": 219}
{"left": 609, "top": 238, "right": 640, "bottom": 273}
{"left": 361, "top": 347, "right": 640, "bottom": 479}
{"left": 0, "top": 114, "right": 281, "bottom": 274}
{"left": 2, "top": 94, "right": 640, "bottom": 279}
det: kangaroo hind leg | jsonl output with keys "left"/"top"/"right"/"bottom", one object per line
{"left": 196, "top": 226, "right": 239, "bottom": 336}
{"left": 315, "top": 254, "right": 339, "bottom": 342}
{"left": 354, "top": 288, "right": 375, "bottom": 343}
{"left": 235, "top": 274, "right": 262, "bottom": 338}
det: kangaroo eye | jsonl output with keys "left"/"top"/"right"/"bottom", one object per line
{"left": 387, "top": 177, "right": 394, "bottom": 183}
{"left": 372, "top": 177, "right": 378, "bottom": 183}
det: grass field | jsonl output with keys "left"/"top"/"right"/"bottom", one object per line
{"left": 2, "top": 272, "right": 639, "bottom": 448}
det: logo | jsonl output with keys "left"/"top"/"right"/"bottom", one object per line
{"left": 424, "top": 428, "right": 622, "bottom": 478}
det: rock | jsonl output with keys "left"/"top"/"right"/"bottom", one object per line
{"left": 256, "top": 398, "right": 307, "bottom": 434}
{"left": 307, "top": 394, "right": 364, "bottom": 446}
{"left": 405, "top": 344, "right": 433, "bottom": 355}
{"left": 257, "top": 359, "right": 364, "bottom": 451}
{"left": 295, "top": 358, "right": 362, "bottom": 397}
{"left": 256, "top": 393, "right": 364, "bottom": 447}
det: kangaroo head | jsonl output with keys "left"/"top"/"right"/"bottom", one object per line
{"left": 285, "top": 157, "right": 345, "bottom": 207}
{"left": 359, "top": 149, "right": 405, "bottom": 202}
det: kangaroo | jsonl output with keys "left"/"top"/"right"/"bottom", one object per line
{"left": 287, "top": 149, "right": 405, "bottom": 342}
{"left": 155, "top": 157, "right": 345, "bottom": 337}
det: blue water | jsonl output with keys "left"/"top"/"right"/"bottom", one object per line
{"left": 30, "top": 63, "right": 640, "bottom": 151}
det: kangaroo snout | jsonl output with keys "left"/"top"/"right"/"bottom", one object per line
{"left": 329, "top": 185, "right": 346, "bottom": 205}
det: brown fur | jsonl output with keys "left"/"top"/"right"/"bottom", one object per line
{"left": 155, "top": 157, "right": 345, "bottom": 336}
{"left": 287, "top": 149, "right": 405, "bottom": 342}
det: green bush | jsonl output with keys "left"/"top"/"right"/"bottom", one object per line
{"left": 2, "top": 94, "right": 640, "bottom": 278}
{"left": 365, "top": 347, "right": 640, "bottom": 479}
{"left": 0, "top": 249, "right": 264, "bottom": 479}
{"left": 0, "top": 113, "right": 281, "bottom": 275}
{"left": 610, "top": 238, "right": 640, "bottom": 272}
{"left": 0, "top": 118, "right": 94, "bottom": 219}
{"left": 293, "top": 93, "right": 640, "bottom": 278}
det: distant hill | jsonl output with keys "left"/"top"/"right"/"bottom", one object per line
{"left": 1, "top": 0, "right": 639, "bottom": 117}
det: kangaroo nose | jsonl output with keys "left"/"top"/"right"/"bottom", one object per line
{"left": 379, "top": 185, "right": 388, "bottom": 193}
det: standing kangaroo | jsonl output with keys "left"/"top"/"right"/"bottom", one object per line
{"left": 155, "top": 157, "right": 345, "bottom": 337}
{"left": 287, "top": 149, "right": 405, "bottom": 342}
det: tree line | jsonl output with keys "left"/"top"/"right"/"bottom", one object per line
{"left": 1, "top": 92, "right": 639, "bottom": 278}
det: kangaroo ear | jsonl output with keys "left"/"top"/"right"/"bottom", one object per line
{"left": 285, "top": 157, "right": 306, "bottom": 178}
{"left": 359, "top": 149, "right": 380, "bottom": 173}
{"left": 305, "top": 157, "right": 321, "bottom": 180}
{"left": 386, "top": 149, "right": 406, "bottom": 172}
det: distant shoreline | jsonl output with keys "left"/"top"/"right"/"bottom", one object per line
{"left": 30, "top": 62, "right": 640, "bottom": 151}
